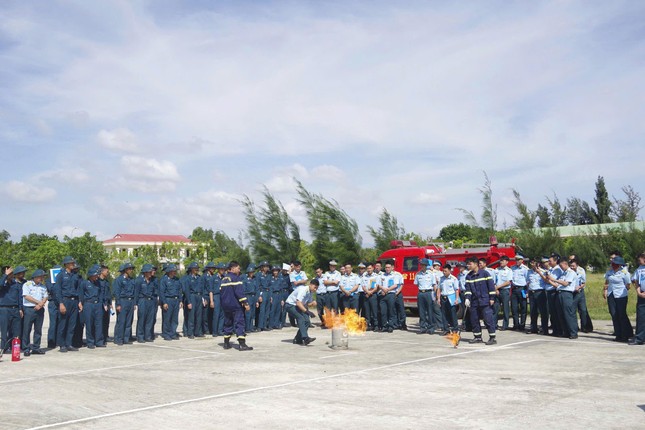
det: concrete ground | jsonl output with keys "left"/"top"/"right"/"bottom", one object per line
{"left": 1, "top": 313, "right": 643, "bottom": 430}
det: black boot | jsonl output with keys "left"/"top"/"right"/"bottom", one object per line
{"left": 468, "top": 336, "right": 483, "bottom": 344}
{"left": 223, "top": 336, "right": 232, "bottom": 350}
{"left": 238, "top": 338, "right": 253, "bottom": 351}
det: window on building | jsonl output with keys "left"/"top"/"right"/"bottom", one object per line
{"left": 403, "top": 256, "right": 418, "bottom": 272}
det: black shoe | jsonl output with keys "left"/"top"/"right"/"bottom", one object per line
{"left": 96, "top": 344, "right": 106, "bottom": 348}
{"left": 468, "top": 338, "right": 483, "bottom": 344}
{"left": 304, "top": 337, "right": 316, "bottom": 345}
{"left": 59, "top": 347, "right": 68, "bottom": 353}
{"left": 106, "top": 337, "right": 114, "bottom": 342}
{"left": 172, "top": 335, "right": 180, "bottom": 340}
{"left": 195, "top": 334, "right": 205, "bottom": 338}
{"left": 238, "top": 340, "right": 253, "bottom": 351}
{"left": 188, "top": 335, "right": 194, "bottom": 339}
{"left": 440, "top": 331, "right": 450, "bottom": 336}
{"left": 293, "top": 339, "right": 303, "bottom": 345}
{"left": 400, "top": 325, "right": 408, "bottom": 331}
{"left": 87, "top": 345, "right": 96, "bottom": 349}
{"left": 67, "top": 346, "right": 79, "bottom": 352}
{"left": 387, "top": 327, "right": 393, "bottom": 333}
{"left": 427, "top": 330, "right": 436, "bottom": 335}
{"left": 485, "top": 338, "right": 497, "bottom": 345}
{"left": 137, "top": 340, "right": 145, "bottom": 343}
{"left": 31, "top": 348, "right": 46, "bottom": 355}
{"left": 628, "top": 340, "right": 644, "bottom": 345}
{"left": 223, "top": 338, "right": 232, "bottom": 350}
{"left": 114, "top": 342, "right": 124, "bottom": 346}
{"left": 163, "top": 338, "right": 172, "bottom": 341}
{"left": 417, "top": 329, "right": 427, "bottom": 335}
{"left": 569, "top": 335, "right": 578, "bottom": 339}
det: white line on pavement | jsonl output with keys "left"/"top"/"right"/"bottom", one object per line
{"left": 132, "top": 342, "right": 225, "bottom": 355}
{"left": 24, "top": 339, "right": 543, "bottom": 430}
{"left": 318, "top": 352, "right": 359, "bottom": 359}
{"left": 1, "top": 355, "right": 214, "bottom": 385}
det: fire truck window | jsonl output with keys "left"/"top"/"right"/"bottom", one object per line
{"left": 403, "top": 257, "right": 418, "bottom": 272}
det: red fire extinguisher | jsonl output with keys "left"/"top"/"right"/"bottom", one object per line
{"left": 12, "top": 337, "right": 21, "bottom": 362}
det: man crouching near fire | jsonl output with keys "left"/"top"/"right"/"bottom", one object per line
{"left": 285, "top": 279, "right": 318, "bottom": 345}
{"left": 464, "top": 257, "right": 497, "bottom": 345}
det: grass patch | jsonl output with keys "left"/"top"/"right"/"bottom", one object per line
{"left": 585, "top": 273, "right": 637, "bottom": 320}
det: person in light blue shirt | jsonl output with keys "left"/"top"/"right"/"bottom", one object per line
{"left": 526, "top": 258, "right": 548, "bottom": 334}
{"left": 313, "top": 267, "right": 327, "bottom": 325}
{"left": 340, "top": 264, "right": 361, "bottom": 312}
{"left": 361, "top": 263, "right": 381, "bottom": 331}
{"left": 493, "top": 256, "right": 513, "bottom": 330}
{"left": 379, "top": 262, "right": 399, "bottom": 333}
{"left": 285, "top": 279, "right": 317, "bottom": 345}
{"left": 21, "top": 268, "right": 47, "bottom": 354}
{"left": 323, "top": 261, "right": 341, "bottom": 313}
{"left": 604, "top": 256, "right": 633, "bottom": 342}
{"left": 437, "top": 264, "right": 460, "bottom": 333}
{"left": 510, "top": 255, "right": 529, "bottom": 331}
{"left": 629, "top": 253, "right": 645, "bottom": 345}
{"left": 414, "top": 259, "right": 436, "bottom": 334}
{"left": 546, "top": 259, "right": 578, "bottom": 339}
{"left": 569, "top": 257, "right": 592, "bottom": 333}
{"left": 539, "top": 254, "right": 564, "bottom": 337}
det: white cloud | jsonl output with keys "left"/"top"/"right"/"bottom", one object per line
{"left": 2, "top": 181, "right": 56, "bottom": 203}
{"left": 50, "top": 225, "right": 86, "bottom": 239}
{"left": 36, "top": 169, "right": 89, "bottom": 184}
{"left": 410, "top": 193, "right": 445, "bottom": 205}
{"left": 311, "top": 165, "right": 345, "bottom": 182}
{"left": 98, "top": 128, "right": 138, "bottom": 152}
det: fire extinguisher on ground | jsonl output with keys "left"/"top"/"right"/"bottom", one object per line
{"left": 12, "top": 337, "right": 21, "bottom": 362}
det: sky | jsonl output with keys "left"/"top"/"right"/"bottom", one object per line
{"left": 1, "top": 0, "right": 644, "bottom": 246}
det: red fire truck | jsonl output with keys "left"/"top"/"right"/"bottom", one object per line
{"left": 377, "top": 238, "right": 518, "bottom": 308}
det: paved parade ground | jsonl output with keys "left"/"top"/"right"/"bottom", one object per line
{"left": 1, "top": 316, "right": 643, "bottom": 430}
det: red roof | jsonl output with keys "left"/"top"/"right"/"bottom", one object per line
{"left": 103, "top": 234, "right": 192, "bottom": 244}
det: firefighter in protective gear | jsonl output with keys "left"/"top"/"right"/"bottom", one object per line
{"left": 221, "top": 261, "right": 253, "bottom": 351}
{"left": 464, "top": 257, "right": 497, "bottom": 345}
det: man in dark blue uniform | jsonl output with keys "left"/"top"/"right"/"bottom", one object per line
{"left": 71, "top": 263, "right": 85, "bottom": 348}
{"left": 0, "top": 265, "right": 26, "bottom": 353}
{"left": 98, "top": 264, "right": 112, "bottom": 342}
{"left": 221, "top": 261, "right": 253, "bottom": 351}
{"left": 464, "top": 257, "right": 497, "bottom": 345}
{"left": 268, "top": 265, "right": 285, "bottom": 330}
{"left": 181, "top": 262, "right": 202, "bottom": 339}
{"left": 201, "top": 262, "right": 216, "bottom": 335}
{"left": 79, "top": 267, "right": 104, "bottom": 348}
{"left": 209, "top": 263, "right": 227, "bottom": 336}
{"left": 159, "top": 264, "right": 182, "bottom": 340}
{"left": 242, "top": 264, "right": 258, "bottom": 332}
{"left": 256, "top": 261, "right": 271, "bottom": 331}
{"left": 54, "top": 256, "right": 81, "bottom": 352}
{"left": 46, "top": 265, "right": 60, "bottom": 349}
{"left": 135, "top": 264, "right": 157, "bottom": 343}
{"left": 113, "top": 262, "right": 136, "bottom": 345}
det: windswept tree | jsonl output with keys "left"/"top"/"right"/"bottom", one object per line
{"left": 511, "top": 189, "right": 536, "bottom": 230}
{"left": 457, "top": 171, "right": 497, "bottom": 233}
{"left": 592, "top": 176, "right": 612, "bottom": 224}
{"left": 566, "top": 197, "right": 594, "bottom": 225}
{"left": 295, "top": 180, "right": 362, "bottom": 268}
{"left": 611, "top": 185, "right": 642, "bottom": 222}
{"left": 241, "top": 187, "right": 300, "bottom": 264}
{"left": 367, "top": 208, "right": 406, "bottom": 255}
{"left": 545, "top": 193, "right": 567, "bottom": 226}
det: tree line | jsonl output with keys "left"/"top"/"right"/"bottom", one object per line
{"left": 1, "top": 175, "right": 642, "bottom": 277}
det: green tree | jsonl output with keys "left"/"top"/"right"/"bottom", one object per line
{"left": 65, "top": 232, "right": 108, "bottom": 272}
{"left": 545, "top": 193, "right": 568, "bottom": 226}
{"left": 241, "top": 187, "right": 300, "bottom": 263}
{"left": 592, "top": 176, "right": 612, "bottom": 224}
{"left": 367, "top": 208, "right": 406, "bottom": 255}
{"left": 28, "top": 239, "right": 69, "bottom": 271}
{"left": 535, "top": 204, "right": 551, "bottom": 227}
{"left": 438, "top": 223, "right": 474, "bottom": 242}
{"left": 296, "top": 180, "right": 362, "bottom": 268}
{"left": 611, "top": 185, "right": 642, "bottom": 222}
{"left": 511, "top": 189, "right": 536, "bottom": 229}
{"left": 566, "top": 197, "right": 594, "bottom": 225}
{"left": 457, "top": 171, "right": 497, "bottom": 233}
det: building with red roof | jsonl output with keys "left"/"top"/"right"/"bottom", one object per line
{"left": 102, "top": 233, "right": 196, "bottom": 270}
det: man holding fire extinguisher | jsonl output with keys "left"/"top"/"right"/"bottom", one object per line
{"left": 0, "top": 265, "right": 26, "bottom": 353}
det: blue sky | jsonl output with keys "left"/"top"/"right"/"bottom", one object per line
{"left": 1, "top": 0, "right": 644, "bottom": 244}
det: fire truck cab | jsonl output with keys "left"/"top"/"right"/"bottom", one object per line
{"left": 378, "top": 238, "right": 517, "bottom": 308}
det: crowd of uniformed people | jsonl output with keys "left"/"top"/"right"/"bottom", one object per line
{"left": 1, "top": 250, "right": 644, "bottom": 357}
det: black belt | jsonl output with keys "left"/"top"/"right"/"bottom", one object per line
{"left": 191, "top": 292, "right": 202, "bottom": 296}
{"left": 84, "top": 300, "right": 99, "bottom": 304}
{"left": 0, "top": 305, "right": 19, "bottom": 309}
{"left": 64, "top": 296, "right": 79, "bottom": 300}
{"left": 140, "top": 297, "right": 155, "bottom": 300}
{"left": 167, "top": 296, "right": 179, "bottom": 299}
{"left": 419, "top": 289, "right": 433, "bottom": 292}
{"left": 317, "top": 293, "right": 327, "bottom": 296}
{"left": 246, "top": 293, "right": 256, "bottom": 296}
{"left": 121, "top": 297, "right": 134, "bottom": 301}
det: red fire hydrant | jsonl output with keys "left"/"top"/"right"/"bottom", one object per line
{"left": 11, "top": 337, "right": 21, "bottom": 362}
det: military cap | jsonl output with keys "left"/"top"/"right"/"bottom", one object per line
{"left": 89, "top": 264, "right": 101, "bottom": 273}
{"left": 215, "top": 262, "right": 227, "bottom": 270}
{"left": 329, "top": 260, "right": 338, "bottom": 266}
{"left": 258, "top": 261, "right": 270, "bottom": 267}
{"left": 271, "top": 265, "right": 281, "bottom": 271}
{"left": 140, "top": 264, "right": 154, "bottom": 273}
{"left": 187, "top": 261, "right": 199, "bottom": 270}
{"left": 87, "top": 267, "right": 101, "bottom": 277}
{"left": 62, "top": 256, "right": 76, "bottom": 265}
{"left": 31, "top": 268, "right": 46, "bottom": 278}
{"left": 611, "top": 256, "right": 626, "bottom": 266}
{"left": 119, "top": 262, "right": 134, "bottom": 272}
{"left": 13, "top": 265, "right": 27, "bottom": 275}
{"left": 500, "top": 255, "right": 510, "bottom": 261}
{"left": 246, "top": 264, "right": 256, "bottom": 273}
{"left": 357, "top": 262, "right": 366, "bottom": 268}
{"left": 164, "top": 264, "right": 178, "bottom": 273}
{"left": 515, "top": 255, "right": 525, "bottom": 260}
{"left": 419, "top": 258, "right": 430, "bottom": 266}
{"left": 205, "top": 261, "right": 217, "bottom": 269}
{"left": 432, "top": 261, "right": 441, "bottom": 266}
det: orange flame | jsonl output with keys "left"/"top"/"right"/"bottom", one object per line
{"left": 444, "top": 331, "right": 461, "bottom": 348}
{"left": 323, "top": 308, "right": 367, "bottom": 335}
